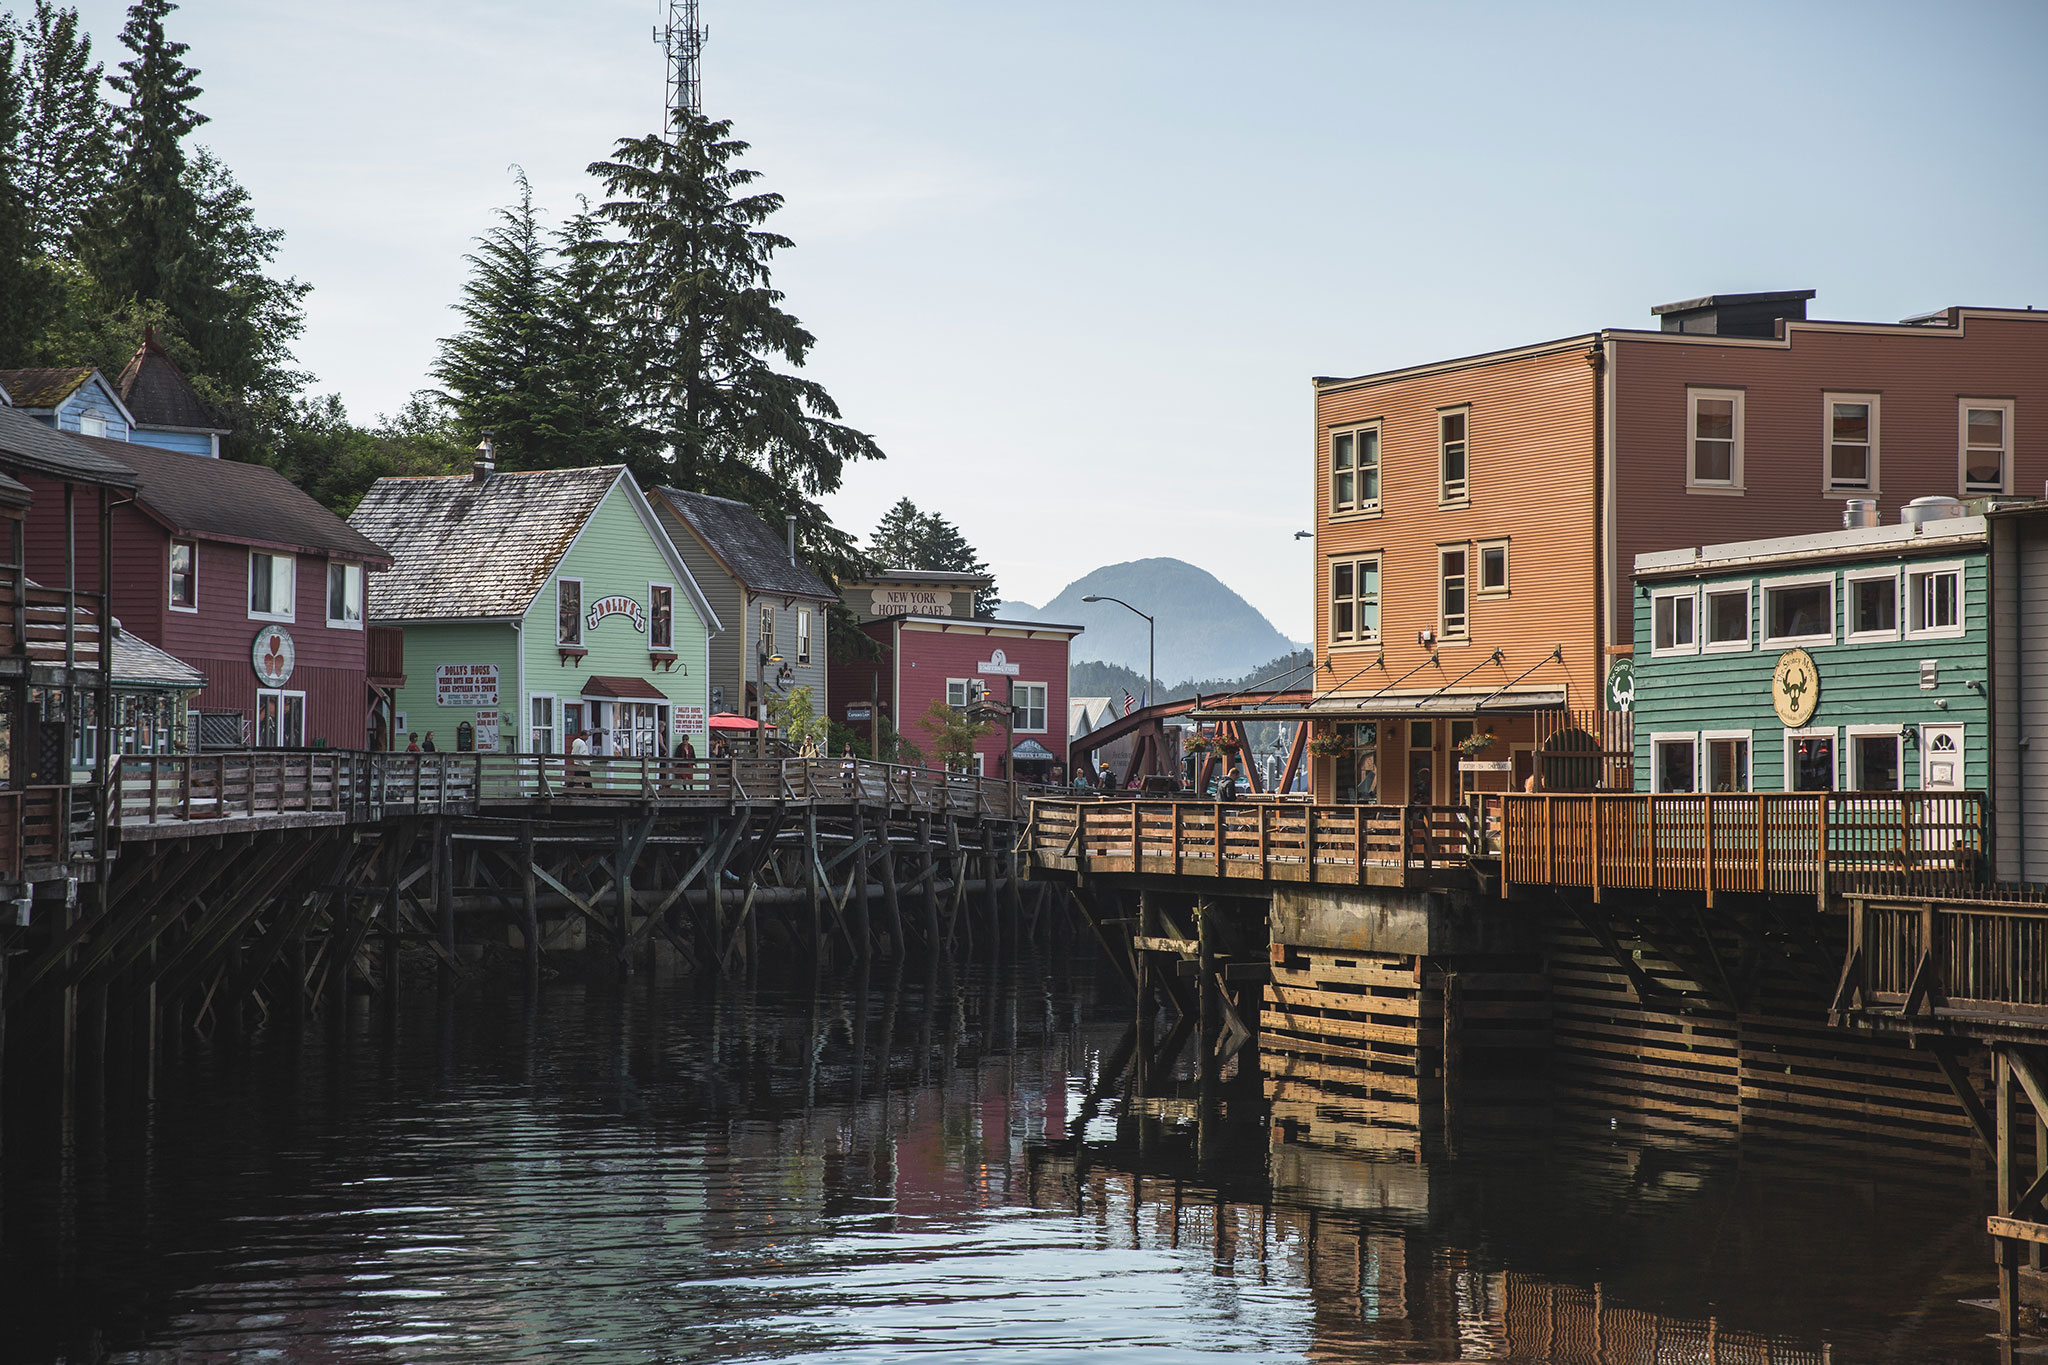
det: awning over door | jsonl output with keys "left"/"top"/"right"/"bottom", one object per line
{"left": 582, "top": 674, "right": 669, "bottom": 702}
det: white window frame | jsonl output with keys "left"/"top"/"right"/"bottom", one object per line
{"left": 1844, "top": 566, "right": 1901, "bottom": 643}
{"left": 796, "top": 606, "right": 813, "bottom": 665}
{"left": 1476, "top": 538, "right": 1510, "bottom": 596}
{"left": 1438, "top": 406, "right": 1470, "bottom": 506}
{"left": 648, "top": 581, "right": 675, "bottom": 651}
{"left": 758, "top": 601, "right": 776, "bottom": 657}
{"left": 1784, "top": 725, "right": 1839, "bottom": 793}
{"left": 528, "top": 693, "right": 557, "bottom": 756}
{"left": 1650, "top": 732, "right": 1699, "bottom": 793}
{"left": 1959, "top": 398, "right": 2015, "bottom": 496}
{"left": 556, "top": 577, "right": 583, "bottom": 647}
{"left": 1329, "top": 554, "right": 1381, "bottom": 646}
{"left": 1761, "top": 572, "right": 1835, "bottom": 647}
{"left": 326, "top": 560, "right": 364, "bottom": 629}
{"left": 1846, "top": 724, "right": 1905, "bottom": 792}
{"left": 256, "top": 687, "right": 307, "bottom": 748}
{"left": 1013, "top": 681, "right": 1049, "bottom": 734}
{"left": 1686, "top": 387, "right": 1745, "bottom": 493}
{"left": 168, "top": 538, "right": 198, "bottom": 613}
{"left": 1650, "top": 585, "right": 1700, "bottom": 657}
{"left": 1904, "top": 560, "right": 1965, "bottom": 641}
{"left": 946, "top": 678, "right": 986, "bottom": 709}
{"left": 1702, "top": 729, "right": 1753, "bottom": 793}
{"left": 1438, "top": 543, "right": 1469, "bottom": 642}
{"left": 1701, "top": 582, "right": 1752, "bottom": 654}
{"left": 1821, "top": 392, "right": 1881, "bottom": 495}
{"left": 247, "top": 550, "right": 295, "bottom": 622}
{"left": 1330, "top": 422, "right": 1382, "bottom": 517}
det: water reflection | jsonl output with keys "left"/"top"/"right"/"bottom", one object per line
{"left": 0, "top": 956, "right": 2007, "bottom": 1363}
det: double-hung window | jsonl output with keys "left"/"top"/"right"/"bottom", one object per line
{"left": 796, "top": 607, "right": 812, "bottom": 665}
{"left": 557, "top": 578, "right": 583, "bottom": 647}
{"left": 1703, "top": 584, "right": 1750, "bottom": 651}
{"left": 248, "top": 551, "right": 294, "bottom": 621}
{"left": 1961, "top": 400, "right": 2014, "bottom": 494}
{"left": 1331, "top": 424, "right": 1381, "bottom": 515}
{"left": 1906, "top": 563, "right": 1963, "bottom": 639}
{"left": 1823, "top": 394, "right": 1879, "bottom": 493}
{"left": 1013, "top": 682, "right": 1048, "bottom": 733}
{"left": 1651, "top": 587, "right": 1698, "bottom": 655}
{"left": 1439, "top": 408, "right": 1470, "bottom": 504}
{"left": 758, "top": 603, "right": 776, "bottom": 657}
{"left": 1845, "top": 569, "right": 1899, "bottom": 641}
{"left": 169, "top": 540, "right": 197, "bottom": 611}
{"left": 326, "top": 562, "right": 364, "bottom": 628}
{"left": 529, "top": 695, "right": 557, "bottom": 755}
{"left": 649, "top": 584, "right": 674, "bottom": 650}
{"left": 1438, "top": 546, "right": 1469, "bottom": 640}
{"left": 1687, "top": 388, "right": 1744, "bottom": 491}
{"left": 1330, "top": 556, "right": 1381, "bottom": 645}
{"left": 1763, "top": 576, "right": 1833, "bottom": 646}
{"left": 946, "top": 678, "right": 986, "bottom": 708}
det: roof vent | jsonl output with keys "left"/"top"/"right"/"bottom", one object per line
{"left": 786, "top": 514, "right": 797, "bottom": 566}
{"left": 472, "top": 431, "right": 495, "bottom": 485}
{"left": 1900, "top": 495, "right": 1966, "bottom": 530}
{"left": 1842, "top": 498, "right": 1878, "bottom": 529}
{"left": 1649, "top": 289, "right": 1816, "bottom": 338}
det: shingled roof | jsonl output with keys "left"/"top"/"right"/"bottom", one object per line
{"left": 348, "top": 464, "right": 670, "bottom": 625}
{"left": 0, "top": 366, "right": 95, "bottom": 411}
{"left": 652, "top": 488, "right": 837, "bottom": 601}
{"left": 0, "top": 405, "right": 138, "bottom": 487}
{"left": 111, "top": 624, "right": 207, "bottom": 689}
{"left": 114, "top": 336, "right": 225, "bottom": 433}
{"left": 68, "top": 435, "right": 389, "bottom": 564}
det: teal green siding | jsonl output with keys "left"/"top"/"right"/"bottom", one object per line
{"left": 520, "top": 481, "right": 712, "bottom": 746}
{"left": 1632, "top": 554, "right": 1989, "bottom": 792}
{"left": 389, "top": 622, "right": 521, "bottom": 751}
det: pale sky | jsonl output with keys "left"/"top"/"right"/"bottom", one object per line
{"left": 57, "top": 0, "right": 2048, "bottom": 642}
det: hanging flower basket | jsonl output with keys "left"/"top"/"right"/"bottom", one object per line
{"left": 1213, "top": 734, "right": 1243, "bottom": 754}
{"left": 1306, "top": 733, "right": 1348, "bottom": 759}
{"left": 1458, "top": 731, "right": 1498, "bottom": 757}
{"left": 1182, "top": 733, "right": 1213, "bottom": 754}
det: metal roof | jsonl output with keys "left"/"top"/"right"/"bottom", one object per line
{"left": 652, "top": 487, "right": 836, "bottom": 600}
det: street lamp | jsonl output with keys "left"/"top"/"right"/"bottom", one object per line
{"left": 1082, "top": 592, "right": 1155, "bottom": 714}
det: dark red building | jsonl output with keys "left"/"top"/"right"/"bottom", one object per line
{"left": 21, "top": 440, "right": 391, "bottom": 750}
{"left": 832, "top": 592, "right": 1080, "bottom": 780}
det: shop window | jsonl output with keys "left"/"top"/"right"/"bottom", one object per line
{"left": 529, "top": 695, "right": 556, "bottom": 755}
{"left": 170, "top": 540, "right": 197, "bottom": 610}
{"left": 1850, "top": 729, "right": 1902, "bottom": 790}
{"left": 1653, "top": 736, "right": 1696, "bottom": 793}
{"left": 1787, "top": 730, "right": 1835, "bottom": 791}
{"left": 650, "top": 584, "right": 674, "bottom": 650}
{"left": 255, "top": 689, "right": 306, "bottom": 747}
{"left": 248, "top": 551, "right": 294, "bottom": 621}
{"left": 557, "top": 578, "right": 582, "bottom": 646}
{"left": 1705, "top": 734, "right": 1749, "bottom": 792}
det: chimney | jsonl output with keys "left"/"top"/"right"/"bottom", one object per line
{"left": 786, "top": 514, "right": 797, "bottom": 566}
{"left": 472, "top": 431, "right": 496, "bottom": 485}
{"left": 1650, "top": 289, "right": 1816, "bottom": 339}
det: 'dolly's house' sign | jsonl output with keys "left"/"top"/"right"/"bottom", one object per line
{"left": 586, "top": 596, "right": 646, "bottom": 633}
{"left": 436, "top": 663, "right": 500, "bottom": 707}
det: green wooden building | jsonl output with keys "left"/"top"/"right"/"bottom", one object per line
{"left": 1631, "top": 506, "right": 1995, "bottom": 799}
{"left": 349, "top": 463, "right": 720, "bottom": 756}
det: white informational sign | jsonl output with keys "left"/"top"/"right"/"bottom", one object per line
{"left": 436, "top": 663, "right": 500, "bottom": 707}
{"left": 976, "top": 648, "right": 1021, "bottom": 677}
{"left": 1459, "top": 760, "right": 1512, "bottom": 774}
{"left": 474, "top": 709, "right": 500, "bottom": 752}
{"left": 845, "top": 704, "right": 872, "bottom": 721}
{"left": 872, "top": 587, "right": 951, "bottom": 617}
{"left": 672, "top": 704, "right": 707, "bottom": 735}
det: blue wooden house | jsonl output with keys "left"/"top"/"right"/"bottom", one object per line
{"left": 0, "top": 337, "right": 229, "bottom": 458}
{"left": 1628, "top": 499, "right": 2048, "bottom": 881}
{"left": 0, "top": 366, "right": 134, "bottom": 442}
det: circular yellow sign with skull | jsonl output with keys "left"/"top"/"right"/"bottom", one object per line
{"left": 1772, "top": 648, "right": 1820, "bottom": 727}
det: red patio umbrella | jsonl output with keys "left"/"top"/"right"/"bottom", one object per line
{"left": 708, "top": 712, "right": 763, "bottom": 731}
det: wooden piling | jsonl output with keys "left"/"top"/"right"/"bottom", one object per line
{"left": 520, "top": 820, "right": 539, "bottom": 992}
{"left": 877, "top": 815, "right": 904, "bottom": 958}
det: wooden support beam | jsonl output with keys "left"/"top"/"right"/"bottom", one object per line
{"left": 1931, "top": 1047, "right": 1997, "bottom": 1157}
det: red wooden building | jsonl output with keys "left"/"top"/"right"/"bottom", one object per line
{"left": 831, "top": 573, "right": 1080, "bottom": 779}
{"left": 20, "top": 439, "right": 391, "bottom": 751}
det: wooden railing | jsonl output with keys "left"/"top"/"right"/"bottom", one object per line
{"left": 113, "top": 752, "right": 475, "bottom": 826}
{"left": 0, "top": 579, "right": 102, "bottom": 669}
{"left": 467, "top": 754, "right": 1046, "bottom": 819}
{"left": 1847, "top": 896, "right": 2048, "bottom": 1024}
{"left": 1025, "top": 799, "right": 1474, "bottom": 888}
{"left": 1501, "top": 792, "right": 1988, "bottom": 905}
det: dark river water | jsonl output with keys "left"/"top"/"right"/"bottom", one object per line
{"left": 0, "top": 952, "right": 2010, "bottom": 1363}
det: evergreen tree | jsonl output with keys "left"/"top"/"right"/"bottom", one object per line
{"left": 0, "top": 24, "right": 40, "bottom": 358}
{"left": 182, "top": 147, "right": 308, "bottom": 417}
{"left": 85, "top": 0, "right": 205, "bottom": 321}
{"left": 7, "top": 1, "right": 109, "bottom": 257}
{"left": 542, "top": 205, "right": 641, "bottom": 468}
{"left": 582, "top": 111, "right": 882, "bottom": 561}
{"left": 431, "top": 170, "right": 559, "bottom": 468}
{"left": 867, "top": 497, "right": 1000, "bottom": 618}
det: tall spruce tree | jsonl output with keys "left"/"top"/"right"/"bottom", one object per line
{"left": 7, "top": 1, "right": 108, "bottom": 257}
{"left": 582, "top": 111, "right": 882, "bottom": 565}
{"left": 868, "top": 497, "right": 999, "bottom": 618}
{"left": 0, "top": 23, "right": 40, "bottom": 359}
{"left": 86, "top": 0, "right": 205, "bottom": 320}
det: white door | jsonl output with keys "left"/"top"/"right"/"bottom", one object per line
{"left": 1921, "top": 724, "right": 1964, "bottom": 791}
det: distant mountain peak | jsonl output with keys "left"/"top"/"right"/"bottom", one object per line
{"left": 1031, "top": 558, "right": 1295, "bottom": 686}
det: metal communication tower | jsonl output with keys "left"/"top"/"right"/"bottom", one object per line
{"left": 654, "top": 0, "right": 706, "bottom": 128}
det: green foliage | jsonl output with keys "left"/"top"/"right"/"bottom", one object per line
{"left": 256, "top": 391, "right": 471, "bottom": 515}
{"left": 0, "top": 23, "right": 40, "bottom": 359}
{"left": 766, "top": 684, "right": 830, "bottom": 755}
{"left": 867, "top": 496, "right": 1000, "bottom": 618}
{"left": 919, "top": 695, "right": 990, "bottom": 773}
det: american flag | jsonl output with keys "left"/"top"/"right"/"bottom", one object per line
{"left": 1123, "top": 690, "right": 1138, "bottom": 715}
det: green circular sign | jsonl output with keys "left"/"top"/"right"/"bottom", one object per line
{"left": 1604, "top": 658, "right": 1635, "bottom": 713}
